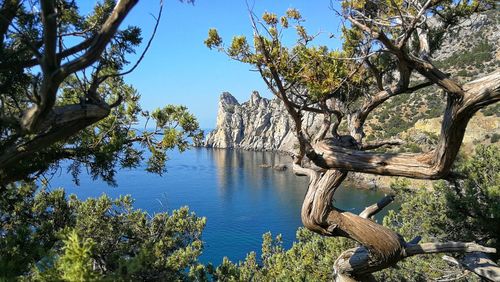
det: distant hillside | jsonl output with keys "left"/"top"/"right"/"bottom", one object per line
{"left": 363, "top": 10, "right": 500, "bottom": 152}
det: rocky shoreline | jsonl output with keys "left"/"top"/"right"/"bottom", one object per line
{"left": 204, "top": 91, "right": 321, "bottom": 152}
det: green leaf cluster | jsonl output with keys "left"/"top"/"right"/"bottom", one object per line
{"left": 0, "top": 1, "right": 204, "bottom": 185}
{"left": 0, "top": 183, "right": 206, "bottom": 281}
{"left": 205, "top": 9, "right": 367, "bottom": 105}
{"left": 210, "top": 229, "right": 353, "bottom": 281}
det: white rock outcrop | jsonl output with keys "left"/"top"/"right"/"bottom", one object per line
{"left": 204, "top": 91, "right": 321, "bottom": 152}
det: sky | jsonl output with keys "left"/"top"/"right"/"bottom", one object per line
{"left": 94, "top": 0, "right": 344, "bottom": 129}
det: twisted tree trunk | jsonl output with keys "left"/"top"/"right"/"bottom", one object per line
{"left": 294, "top": 165, "right": 406, "bottom": 281}
{"left": 241, "top": 7, "right": 500, "bottom": 280}
{"left": 294, "top": 163, "right": 498, "bottom": 281}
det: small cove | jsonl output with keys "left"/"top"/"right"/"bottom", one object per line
{"left": 48, "top": 148, "right": 396, "bottom": 265}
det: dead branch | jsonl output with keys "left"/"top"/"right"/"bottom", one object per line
{"left": 359, "top": 195, "right": 395, "bottom": 219}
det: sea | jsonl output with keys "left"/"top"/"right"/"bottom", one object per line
{"left": 48, "top": 147, "right": 395, "bottom": 265}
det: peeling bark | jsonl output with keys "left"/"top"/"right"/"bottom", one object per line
{"left": 359, "top": 195, "right": 395, "bottom": 219}
{"left": 0, "top": 104, "right": 110, "bottom": 185}
{"left": 295, "top": 165, "right": 406, "bottom": 280}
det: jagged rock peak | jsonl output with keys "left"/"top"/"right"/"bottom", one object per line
{"left": 220, "top": 92, "right": 239, "bottom": 105}
{"left": 204, "top": 91, "right": 321, "bottom": 151}
{"left": 250, "top": 91, "right": 261, "bottom": 104}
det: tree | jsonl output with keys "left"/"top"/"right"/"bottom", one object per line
{"left": 0, "top": 0, "right": 202, "bottom": 186}
{"left": 208, "top": 144, "right": 499, "bottom": 281}
{"left": 0, "top": 0, "right": 206, "bottom": 279}
{"left": 206, "top": 1, "right": 499, "bottom": 280}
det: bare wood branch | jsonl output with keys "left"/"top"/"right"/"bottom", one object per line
{"left": 461, "top": 252, "right": 500, "bottom": 282}
{"left": 410, "top": 57, "right": 464, "bottom": 96}
{"left": 97, "top": 0, "right": 163, "bottom": 83}
{"left": 364, "top": 58, "right": 384, "bottom": 91}
{"left": 40, "top": 0, "right": 58, "bottom": 73}
{"left": 331, "top": 111, "right": 342, "bottom": 138}
{"left": 347, "top": 11, "right": 464, "bottom": 97}
{"left": 442, "top": 255, "right": 461, "bottom": 266}
{"left": 0, "top": 36, "right": 93, "bottom": 71}
{"left": 57, "top": 0, "right": 139, "bottom": 79}
{"left": 249, "top": 12, "right": 310, "bottom": 162}
{"left": 359, "top": 195, "right": 395, "bottom": 219}
{"left": 313, "top": 111, "right": 331, "bottom": 143}
{"left": 346, "top": 79, "right": 432, "bottom": 143}
{"left": 0, "top": 104, "right": 110, "bottom": 185}
{"left": 408, "top": 236, "right": 422, "bottom": 245}
{"left": 308, "top": 71, "right": 500, "bottom": 179}
{"left": 397, "top": 0, "right": 433, "bottom": 49}
{"left": 356, "top": 77, "right": 432, "bottom": 123}
{"left": 361, "top": 139, "right": 403, "bottom": 151}
{"left": 334, "top": 241, "right": 496, "bottom": 280}
{"left": 404, "top": 242, "right": 496, "bottom": 257}
{"left": 292, "top": 163, "right": 318, "bottom": 179}
{"left": 19, "top": 0, "right": 138, "bottom": 133}
{"left": 347, "top": 16, "right": 399, "bottom": 54}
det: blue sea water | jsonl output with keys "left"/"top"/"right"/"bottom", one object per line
{"left": 47, "top": 148, "right": 393, "bottom": 265}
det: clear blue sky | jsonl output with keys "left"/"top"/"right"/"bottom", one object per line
{"left": 105, "top": 1, "right": 343, "bottom": 129}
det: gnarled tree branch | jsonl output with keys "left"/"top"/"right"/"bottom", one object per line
{"left": 359, "top": 195, "right": 395, "bottom": 219}
{"left": 309, "top": 71, "right": 500, "bottom": 179}
{"left": 20, "top": 0, "right": 138, "bottom": 132}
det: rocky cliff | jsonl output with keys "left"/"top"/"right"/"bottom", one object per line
{"left": 204, "top": 91, "right": 321, "bottom": 152}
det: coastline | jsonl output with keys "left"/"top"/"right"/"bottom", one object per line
{"left": 198, "top": 145, "right": 431, "bottom": 190}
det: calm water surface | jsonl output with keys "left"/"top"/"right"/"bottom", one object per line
{"left": 48, "top": 148, "right": 393, "bottom": 265}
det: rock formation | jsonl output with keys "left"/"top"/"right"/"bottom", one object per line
{"left": 205, "top": 91, "right": 499, "bottom": 153}
{"left": 205, "top": 91, "right": 321, "bottom": 152}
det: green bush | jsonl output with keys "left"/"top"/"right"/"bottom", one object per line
{"left": 0, "top": 185, "right": 206, "bottom": 281}
{"left": 213, "top": 145, "right": 500, "bottom": 281}
{"left": 482, "top": 103, "right": 500, "bottom": 117}
{"left": 491, "top": 133, "right": 500, "bottom": 143}
{"left": 211, "top": 229, "right": 354, "bottom": 281}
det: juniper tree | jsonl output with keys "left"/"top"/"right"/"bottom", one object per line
{"left": 0, "top": 0, "right": 202, "bottom": 186}
{"left": 206, "top": 1, "right": 499, "bottom": 280}
{"left": 0, "top": 1, "right": 205, "bottom": 279}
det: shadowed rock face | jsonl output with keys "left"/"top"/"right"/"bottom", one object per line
{"left": 204, "top": 91, "right": 322, "bottom": 152}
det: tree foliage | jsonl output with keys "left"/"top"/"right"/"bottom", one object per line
{"left": 0, "top": 0, "right": 203, "bottom": 186}
{"left": 0, "top": 0, "right": 206, "bottom": 280}
{"left": 1, "top": 0, "right": 499, "bottom": 280}
{"left": 211, "top": 229, "right": 354, "bottom": 282}
{"left": 0, "top": 183, "right": 206, "bottom": 280}
{"left": 210, "top": 144, "right": 499, "bottom": 282}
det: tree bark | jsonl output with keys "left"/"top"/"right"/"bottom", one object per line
{"left": 294, "top": 160, "right": 499, "bottom": 281}
{"left": 307, "top": 72, "right": 500, "bottom": 179}
{"left": 295, "top": 165, "right": 406, "bottom": 280}
{"left": 21, "top": 0, "right": 139, "bottom": 132}
{"left": 0, "top": 104, "right": 110, "bottom": 185}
